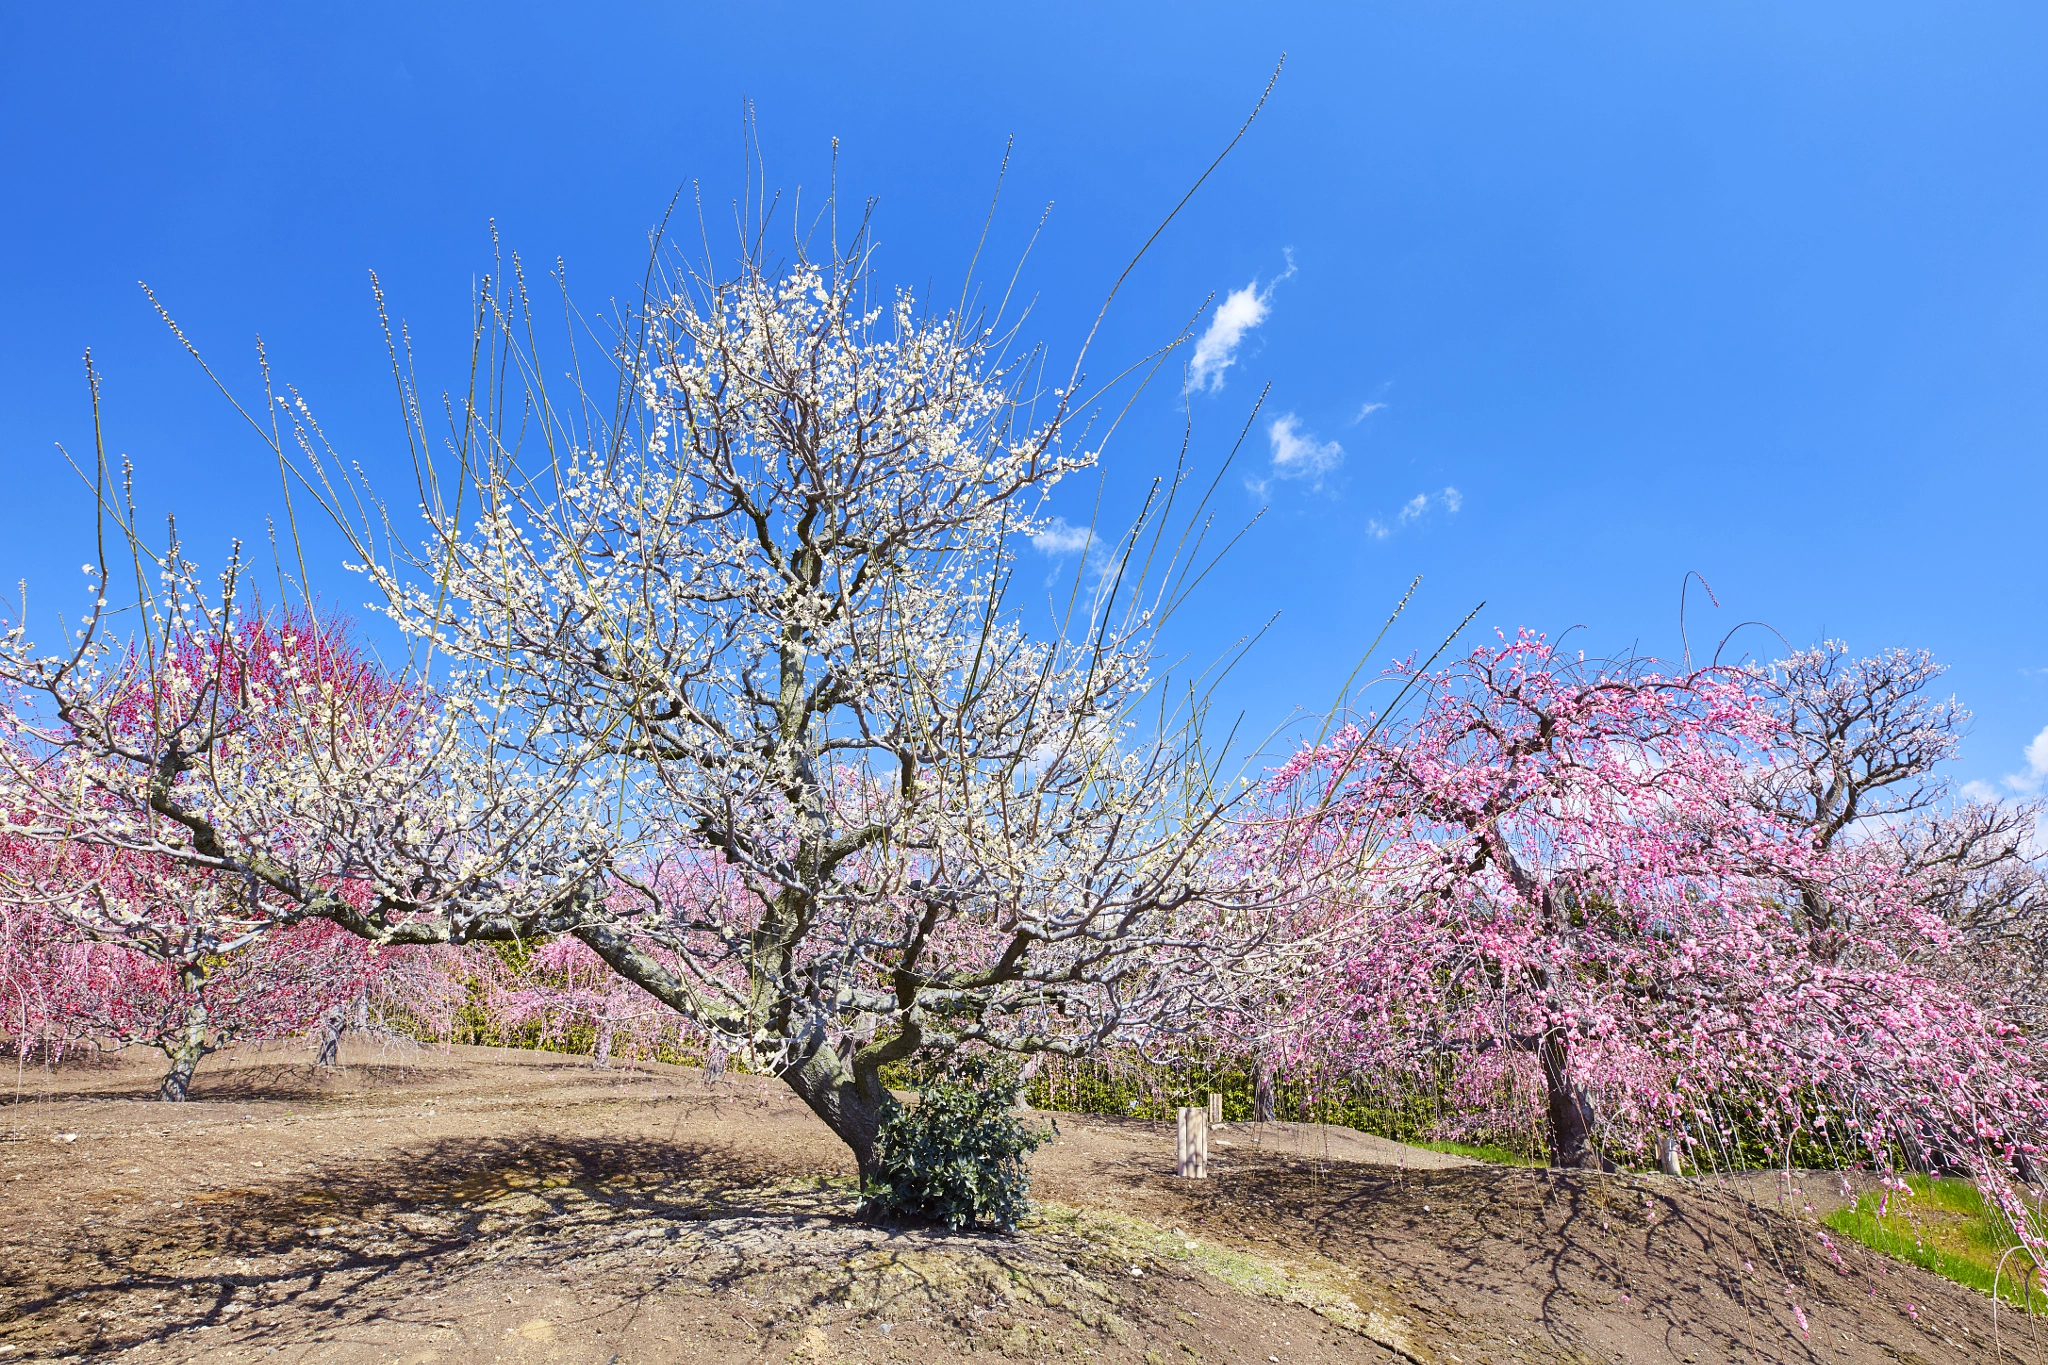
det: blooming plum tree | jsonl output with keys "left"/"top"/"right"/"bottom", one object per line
{"left": 0, "top": 551, "right": 584, "bottom": 1095}
{"left": 1752, "top": 642, "right": 2048, "bottom": 1029}
{"left": 320, "top": 234, "right": 1288, "bottom": 1175}
{"left": 0, "top": 833, "right": 461, "bottom": 1097}
{"left": 1268, "top": 634, "right": 2048, "bottom": 1205}
{"left": 489, "top": 935, "right": 685, "bottom": 1067}
{"left": 0, "top": 896, "right": 115, "bottom": 1069}
{"left": 1, "top": 226, "right": 1293, "bottom": 1179}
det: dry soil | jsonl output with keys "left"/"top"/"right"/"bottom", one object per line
{"left": 0, "top": 1044, "right": 2032, "bottom": 1364}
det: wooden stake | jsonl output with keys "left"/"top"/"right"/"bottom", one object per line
{"left": 1208, "top": 1091, "right": 1223, "bottom": 1127}
{"left": 1177, "top": 1106, "right": 1209, "bottom": 1178}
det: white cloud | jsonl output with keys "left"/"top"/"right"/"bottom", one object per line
{"left": 1352, "top": 400, "right": 1387, "bottom": 423}
{"left": 1966, "top": 723, "right": 2048, "bottom": 802}
{"left": 1189, "top": 286, "right": 1267, "bottom": 392}
{"left": 1400, "top": 487, "right": 1464, "bottom": 526}
{"left": 1031, "top": 517, "right": 1096, "bottom": 557}
{"left": 1187, "top": 251, "right": 1295, "bottom": 393}
{"left": 2004, "top": 724, "right": 2048, "bottom": 795}
{"left": 1261, "top": 414, "right": 1343, "bottom": 492}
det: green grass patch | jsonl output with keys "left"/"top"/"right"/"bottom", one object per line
{"left": 1410, "top": 1138, "right": 1545, "bottom": 1167}
{"left": 1822, "top": 1175, "right": 2048, "bottom": 1311}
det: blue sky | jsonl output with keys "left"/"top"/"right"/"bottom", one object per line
{"left": 2, "top": 3, "right": 2044, "bottom": 790}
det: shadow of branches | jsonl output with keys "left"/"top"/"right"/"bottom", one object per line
{"left": 0, "top": 1131, "right": 1106, "bottom": 1359}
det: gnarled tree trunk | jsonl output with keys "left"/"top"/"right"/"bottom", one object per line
{"left": 776, "top": 1036, "right": 899, "bottom": 1184}
{"left": 314, "top": 1002, "right": 350, "bottom": 1068}
{"left": 157, "top": 1001, "right": 215, "bottom": 1102}
{"left": 1539, "top": 1033, "right": 1613, "bottom": 1171}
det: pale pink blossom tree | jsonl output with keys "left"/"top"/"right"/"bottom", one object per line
{"left": 489, "top": 935, "right": 685, "bottom": 1067}
{"left": 0, "top": 586, "right": 495, "bottom": 1097}
{"left": 0, "top": 835, "right": 458, "bottom": 1098}
{"left": 1264, "top": 634, "right": 2048, "bottom": 1217}
{"left": 0, "top": 896, "right": 117, "bottom": 1069}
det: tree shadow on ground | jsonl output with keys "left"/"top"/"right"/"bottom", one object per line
{"left": 1, "top": 1131, "right": 1074, "bottom": 1359}
{"left": 1107, "top": 1147, "right": 2014, "bottom": 1364}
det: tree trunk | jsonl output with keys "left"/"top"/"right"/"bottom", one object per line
{"left": 158, "top": 1002, "right": 213, "bottom": 1102}
{"left": 1538, "top": 1033, "right": 1613, "bottom": 1171}
{"left": 777, "top": 1038, "right": 895, "bottom": 1184}
{"left": 314, "top": 1003, "right": 350, "bottom": 1069}
{"left": 1898, "top": 1115, "right": 1971, "bottom": 1179}
{"left": 1253, "top": 1053, "right": 1275, "bottom": 1124}
{"left": 1014, "top": 1053, "right": 1042, "bottom": 1112}
{"left": 593, "top": 1019, "right": 614, "bottom": 1068}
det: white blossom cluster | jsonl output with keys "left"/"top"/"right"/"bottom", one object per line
{"left": 0, "top": 544, "right": 619, "bottom": 950}
{"left": 338, "top": 244, "right": 1291, "bottom": 1140}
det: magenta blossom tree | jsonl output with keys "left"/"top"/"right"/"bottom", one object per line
{"left": 0, "top": 607, "right": 467, "bottom": 1097}
{"left": 0, "top": 837, "right": 449, "bottom": 1099}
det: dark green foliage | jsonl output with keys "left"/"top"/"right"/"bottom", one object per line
{"left": 860, "top": 1056, "right": 1051, "bottom": 1232}
{"left": 1024, "top": 1049, "right": 1871, "bottom": 1174}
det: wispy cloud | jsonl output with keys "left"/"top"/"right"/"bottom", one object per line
{"left": 1188, "top": 251, "right": 1295, "bottom": 393}
{"left": 1246, "top": 413, "right": 1343, "bottom": 497}
{"left": 1031, "top": 517, "right": 1096, "bottom": 557}
{"left": 1364, "top": 486, "right": 1464, "bottom": 540}
{"left": 1351, "top": 400, "right": 1387, "bottom": 423}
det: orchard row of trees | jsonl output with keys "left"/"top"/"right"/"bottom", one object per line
{"left": 0, "top": 818, "right": 711, "bottom": 1101}
{"left": 0, "top": 220, "right": 2043, "bottom": 1239}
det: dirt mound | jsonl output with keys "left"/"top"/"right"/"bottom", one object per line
{"left": 1212, "top": 1120, "right": 1478, "bottom": 1170}
{"left": 0, "top": 1044, "right": 2024, "bottom": 1363}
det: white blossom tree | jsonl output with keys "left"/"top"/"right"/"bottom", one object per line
{"left": 4, "top": 220, "right": 1298, "bottom": 1179}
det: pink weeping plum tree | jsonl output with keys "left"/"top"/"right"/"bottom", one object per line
{"left": 1261, "top": 634, "right": 2048, "bottom": 1227}
{"left": 0, "top": 825, "right": 467, "bottom": 1099}
{"left": 488, "top": 935, "right": 687, "bottom": 1068}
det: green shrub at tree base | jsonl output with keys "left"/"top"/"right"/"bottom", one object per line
{"left": 861, "top": 1055, "right": 1051, "bottom": 1231}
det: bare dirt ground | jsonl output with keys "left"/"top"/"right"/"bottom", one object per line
{"left": 0, "top": 1044, "right": 2032, "bottom": 1365}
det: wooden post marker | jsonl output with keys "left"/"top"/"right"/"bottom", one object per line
{"left": 1176, "top": 1106, "right": 1209, "bottom": 1178}
{"left": 1208, "top": 1092, "right": 1223, "bottom": 1127}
